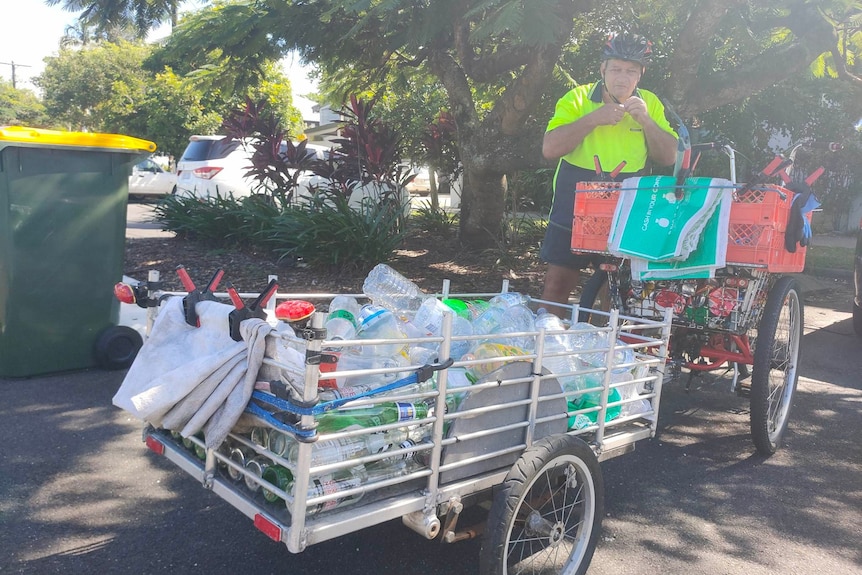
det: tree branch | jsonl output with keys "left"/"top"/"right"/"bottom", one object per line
{"left": 666, "top": 0, "right": 747, "bottom": 106}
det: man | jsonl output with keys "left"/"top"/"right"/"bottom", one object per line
{"left": 540, "top": 32, "right": 678, "bottom": 314}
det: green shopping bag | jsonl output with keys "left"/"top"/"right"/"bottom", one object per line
{"left": 609, "top": 176, "right": 726, "bottom": 262}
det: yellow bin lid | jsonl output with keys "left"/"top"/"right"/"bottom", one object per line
{"left": 0, "top": 126, "right": 156, "bottom": 153}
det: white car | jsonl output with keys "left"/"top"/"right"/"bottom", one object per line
{"left": 175, "top": 135, "right": 259, "bottom": 199}
{"left": 128, "top": 159, "right": 177, "bottom": 198}
{"left": 176, "top": 135, "right": 409, "bottom": 212}
{"left": 405, "top": 166, "right": 432, "bottom": 196}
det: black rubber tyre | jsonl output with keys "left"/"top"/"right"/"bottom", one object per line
{"left": 853, "top": 301, "right": 862, "bottom": 336}
{"left": 94, "top": 325, "right": 143, "bottom": 370}
{"left": 577, "top": 272, "right": 609, "bottom": 325}
{"left": 479, "top": 435, "right": 603, "bottom": 575}
{"left": 750, "top": 276, "right": 803, "bottom": 455}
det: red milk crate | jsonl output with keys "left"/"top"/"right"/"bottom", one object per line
{"left": 571, "top": 181, "right": 808, "bottom": 273}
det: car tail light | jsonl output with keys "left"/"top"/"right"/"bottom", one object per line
{"left": 193, "top": 166, "right": 224, "bottom": 180}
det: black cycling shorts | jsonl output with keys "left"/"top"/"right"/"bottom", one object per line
{"left": 540, "top": 222, "right": 605, "bottom": 271}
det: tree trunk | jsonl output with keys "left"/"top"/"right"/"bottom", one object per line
{"left": 458, "top": 164, "right": 507, "bottom": 248}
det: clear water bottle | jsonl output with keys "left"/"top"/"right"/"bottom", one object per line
{"left": 362, "top": 264, "right": 425, "bottom": 314}
{"left": 325, "top": 295, "right": 361, "bottom": 341}
{"left": 411, "top": 297, "right": 474, "bottom": 358}
{"left": 471, "top": 305, "right": 505, "bottom": 337}
{"left": 489, "top": 292, "right": 529, "bottom": 308}
{"left": 295, "top": 460, "right": 412, "bottom": 516}
{"left": 569, "top": 322, "right": 609, "bottom": 368}
{"left": 486, "top": 304, "right": 535, "bottom": 350}
{"left": 331, "top": 352, "right": 409, "bottom": 388}
{"left": 356, "top": 305, "right": 408, "bottom": 358}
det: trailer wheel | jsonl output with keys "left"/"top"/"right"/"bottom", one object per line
{"left": 479, "top": 435, "right": 603, "bottom": 575}
{"left": 750, "top": 276, "right": 802, "bottom": 455}
{"left": 94, "top": 325, "right": 143, "bottom": 370}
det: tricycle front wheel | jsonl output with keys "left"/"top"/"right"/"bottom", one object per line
{"left": 750, "top": 276, "right": 803, "bottom": 455}
{"left": 479, "top": 435, "right": 603, "bottom": 575}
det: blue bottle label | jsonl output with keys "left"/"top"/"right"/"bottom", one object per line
{"left": 395, "top": 402, "right": 416, "bottom": 421}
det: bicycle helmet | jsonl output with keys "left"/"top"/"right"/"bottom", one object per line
{"left": 602, "top": 32, "right": 652, "bottom": 65}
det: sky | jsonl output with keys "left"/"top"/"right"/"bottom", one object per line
{"left": 1, "top": 0, "right": 318, "bottom": 117}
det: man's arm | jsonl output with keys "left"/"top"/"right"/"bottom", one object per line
{"left": 542, "top": 103, "right": 625, "bottom": 161}
{"left": 623, "top": 97, "right": 678, "bottom": 167}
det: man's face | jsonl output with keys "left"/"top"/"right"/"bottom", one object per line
{"left": 601, "top": 59, "right": 643, "bottom": 102}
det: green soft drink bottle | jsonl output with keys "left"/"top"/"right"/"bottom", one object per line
{"left": 315, "top": 401, "right": 429, "bottom": 434}
{"left": 262, "top": 465, "right": 294, "bottom": 504}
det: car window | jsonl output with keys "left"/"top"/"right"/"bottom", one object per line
{"left": 180, "top": 139, "right": 242, "bottom": 162}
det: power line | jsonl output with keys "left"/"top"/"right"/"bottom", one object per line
{"left": 0, "top": 61, "right": 32, "bottom": 89}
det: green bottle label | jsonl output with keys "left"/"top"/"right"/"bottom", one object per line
{"left": 327, "top": 309, "right": 356, "bottom": 325}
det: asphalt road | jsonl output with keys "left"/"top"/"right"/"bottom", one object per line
{"left": 1, "top": 277, "right": 860, "bottom": 574}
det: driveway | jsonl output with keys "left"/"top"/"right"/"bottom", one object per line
{"left": 1, "top": 276, "right": 860, "bottom": 574}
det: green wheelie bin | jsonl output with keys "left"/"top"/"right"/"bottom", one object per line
{"left": 0, "top": 126, "right": 156, "bottom": 377}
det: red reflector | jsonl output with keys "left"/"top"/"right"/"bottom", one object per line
{"left": 192, "top": 166, "right": 223, "bottom": 180}
{"left": 114, "top": 282, "right": 137, "bottom": 304}
{"left": 145, "top": 435, "right": 165, "bottom": 455}
{"left": 254, "top": 514, "right": 282, "bottom": 542}
{"left": 598, "top": 263, "right": 617, "bottom": 272}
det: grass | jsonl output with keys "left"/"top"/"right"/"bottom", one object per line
{"left": 804, "top": 245, "right": 855, "bottom": 272}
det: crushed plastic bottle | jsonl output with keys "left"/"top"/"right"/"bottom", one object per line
{"left": 362, "top": 264, "right": 425, "bottom": 315}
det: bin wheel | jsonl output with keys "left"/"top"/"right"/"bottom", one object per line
{"left": 578, "top": 272, "right": 609, "bottom": 325}
{"left": 94, "top": 325, "right": 143, "bottom": 370}
{"left": 750, "top": 276, "right": 803, "bottom": 455}
{"left": 479, "top": 435, "right": 603, "bottom": 575}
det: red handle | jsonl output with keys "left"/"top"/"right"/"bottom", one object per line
{"left": 255, "top": 280, "right": 279, "bottom": 309}
{"left": 205, "top": 268, "right": 225, "bottom": 293}
{"left": 225, "top": 282, "right": 245, "bottom": 310}
{"left": 805, "top": 166, "right": 825, "bottom": 186}
{"left": 762, "top": 156, "right": 784, "bottom": 176}
{"left": 176, "top": 266, "right": 196, "bottom": 292}
{"left": 593, "top": 155, "right": 603, "bottom": 177}
{"left": 609, "top": 161, "right": 627, "bottom": 179}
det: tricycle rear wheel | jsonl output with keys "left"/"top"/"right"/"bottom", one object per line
{"left": 479, "top": 434, "right": 603, "bottom": 575}
{"left": 750, "top": 276, "right": 802, "bottom": 455}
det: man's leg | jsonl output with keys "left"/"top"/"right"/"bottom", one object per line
{"left": 540, "top": 263, "right": 581, "bottom": 317}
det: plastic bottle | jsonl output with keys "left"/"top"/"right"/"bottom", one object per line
{"left": 315, "top": 401, "right": 429, "bottom": 434}
{"left": 486, "top": 304, "right": 536, "bottom": 350}
{"left": 286, "top": 428, "right": 409, "bottom": 467}
{"left": 462, "top": 342, "right": 527, "bottom": 380}
{"left": 471, "top": 305, "right": 505, "bottom": 337}
{"left": 362, "top": 264, "right": 425, "bottom": 314}
{"left": 411, "top": 297, "right": 474, "bottom": 358}
{"left": 488, "top": 292, "right": 530, "bottom": 308}
{"left": 324, "top": 295, "right": 361, "bottom": 341}
{"left": 569, "top": 322, "right": 610, "bottom": 368}
{"left": 356, "top": 305, "right": 409, "bottom": 358}
{"left": 432, "top": 365, "right": 476, "bottom": 413}
{"left": 441, "top": 298, "right": 471, "bottom": 320}
{"left": 331, "top": 352, "right": 409, "bottom": 388}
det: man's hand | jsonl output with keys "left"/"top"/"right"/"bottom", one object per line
{"left": 591, "top": 102, "right": 626, "bottom": 126}
{"left": 622, "top": 96, "right": 649, "bottom": 124}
